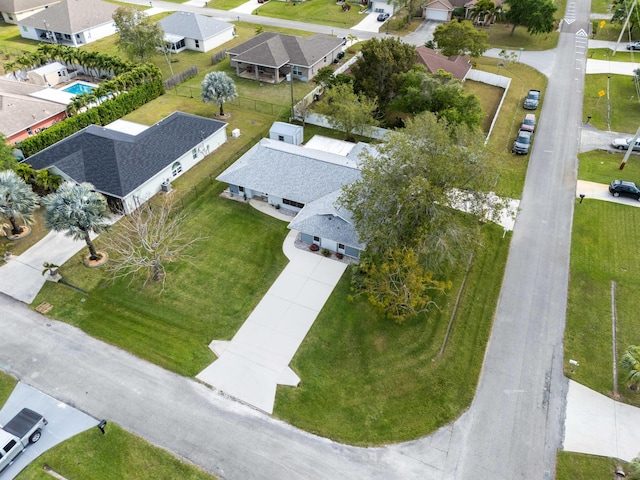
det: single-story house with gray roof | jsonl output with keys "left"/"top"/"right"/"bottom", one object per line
{"left": 159, "top": 12, "right": 234, "bottom": 53}
{"left": 288, "top": 190, "right": 364, "bottom": 258}
{"left": 17, "top": 0, "right": 117, "bottom": 47}
{"left": 217, "top": 136, "right": 368, "bottom": 258}
{"left": 26, "top": 112, "right": 227, "bottom": 214}
{"left": 0, "top": 0, "right": 58, "bottom": 24}
{"left": 227, "top": 32, "right": 344, "bottom": 84}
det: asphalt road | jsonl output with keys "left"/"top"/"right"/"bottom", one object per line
{"left": 446, "top": 3, "right": 592, "bottom": 478}
{"left": 0, "top": 2, "right": 602, "bottom": 480}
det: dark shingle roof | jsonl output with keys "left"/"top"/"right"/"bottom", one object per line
{"left": 228, "top": 32, "right": 344, "bottom": 68}
{"left": 27, "top": 112, "right": 227, "bottom": 198}
{"left": 18, "top": 0, "right": 116, "bottom": 33}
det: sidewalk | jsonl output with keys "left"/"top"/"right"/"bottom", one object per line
{"left": 564, "top": 380, "right": 640, "bottom": 461}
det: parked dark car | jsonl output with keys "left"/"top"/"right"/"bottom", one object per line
{"left": 609, "top": 180, "right": 640, "bottom": 200}
{"left": 377, "top": 12, "right": 390, "bottom": 21}
{"left": 512, "top": 129, "right": 532, "bottom": 155}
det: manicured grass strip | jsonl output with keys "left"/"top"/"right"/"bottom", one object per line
{"left": 32, "top": 186, "right": 289, "bottom": 377}
{"left": 588, "top": 48, "right": 640, "bottom": 62}
{"left": 578, "top": 150, "right": 640, "bottom": 184}
{"left": 463, "top": 79, "right": 504, "bottom": 134}
{"left": 254, "top": 0, "right": 363, "bottom": 29}
{"left": 556, "top": 451, "right": 620, "bottom": 480}
{"left": 0, "top": 371, "right": 17, "bottom": 407}
{"left": 274, "top": 222, "right": 509, "bottom": 445}
{"left": 16, "top": 423, "right": 217, "bottom": 480}
{"left": 583, "top": 74, "right": 640, "bottom": 133}
{"left": 566, "top": 200, "right": 640, "bottom": 407}
{"left": 473, "top": 56, "right": 548, "bottom": 198}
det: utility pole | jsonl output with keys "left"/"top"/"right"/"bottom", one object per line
{"left": 288, "top": 64, "right": 295, "bottom": 121}
{"left": 619, "top": 125, "right": 640, "bottom": 169}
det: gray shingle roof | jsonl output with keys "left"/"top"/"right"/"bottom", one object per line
{"left": 18, "top": 0, "right": 116, "bottom": 33}
{"left": 227, "top": 32, "right": 344, "bottom": 68}
{"left": 159, "top": 11, "right": 233, "bottom": 41}
{"left": 216, "top": 138, "right": 361, "bottom": 205}
{"left": 27, "top": 112, "right": 227, "bottom": 198}
{"left": 0, "top": 0, "right": 57, "bottom": 13}
{"left": 288, "top": 190, "right": 364, "bottom": 249}
{"left": 0, "top": 78, "right": 66, "bottom": 137}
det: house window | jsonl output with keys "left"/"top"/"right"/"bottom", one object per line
{"left": 323, "top": 56, "right": 327, "bottom": 63}
{"left": 338, "top": 243, "right": 345, "bottom": 250}
{"left": 283, "top": 198, "right": 304, "bottom": 209}
{"left": 192, "top": 148, "right": 197, "bottom": 159}
{"left": 171, "top": 161, "right": 182, "bottom": 176}
{"left": 292, "top": 65, "right": 302, "bottom": 76}
{"left": 21, "top": 25, "right": 26, "bottom": 32}
{"left": 239, "top": 186, "right": 245, "bottom": 192}
{"left": 278, "top": 135, "right": 284, "bottom": 142}
{"left": 64, "top": 34, "right": 71, "bottom": 40}
{"left": 26, "top": 127, "right": 33, "bottom": 135}
{"left": 195, "top": 40, "right": 200, "bottom": 48}
{"left": 313, "top": 236, "right": 320, "bottom": 242}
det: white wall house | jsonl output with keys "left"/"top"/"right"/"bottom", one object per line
{"left": 160, "top": 12, "right": 235, "bottom": 53}
{"left": 27, "top": 112, "right": 228, "bottom": 214}
{"left": 17, "top": 0, "right": 117, "bottom": 47}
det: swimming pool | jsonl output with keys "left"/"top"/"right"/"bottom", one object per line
{"left": 62, "top": 81, "right": 97, "bottom": 95}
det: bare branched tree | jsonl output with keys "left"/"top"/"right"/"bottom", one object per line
{"left": 104, "top": 197, "right": 202, "bottom": 291}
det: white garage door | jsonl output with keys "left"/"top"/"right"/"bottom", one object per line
{"left": 426, "top": 8, "right": 448, "bottom": 21}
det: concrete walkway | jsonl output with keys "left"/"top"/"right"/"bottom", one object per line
{"left": 0, "top": 230, "right": 98, "bottom": 304}
{"left": 564, "top": 380, "right": 640, "bottom": 461}
{"left": 197, "top": 213, "right": 347, "bottom": 413}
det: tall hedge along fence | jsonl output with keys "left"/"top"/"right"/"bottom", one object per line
{"left": 19, "top": 80, "right": 165, "bottom": 158}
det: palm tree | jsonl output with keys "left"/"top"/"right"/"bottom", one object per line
{"left": 33, "top": 169, "right": 62, "bottom": 194}
{"left": 621, "top": 345, "right": 640, "bottom": 390}
{"left": 201, "top": 72, "right": 238, "bottom": 117}
{"left": 42, "top": 181, "right": 110, "bottom": 261}
{"left": 0, "top": 170, "right": 39, "bottom": 236}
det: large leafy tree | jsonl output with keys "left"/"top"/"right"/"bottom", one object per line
{"left": 433, "top": 20, "right": 489, "bottom": 57}
{"left": 504, "top": 0, "right": 557, "bottom": 36}
{"left": 350, "top": 37, "right": 417, "bottom": 115}
{"left": 113, "top": 6, "right": 164, "bottom": 63}
{"left": 392, "top": 66, "right": 484, "bottom": 130}
{"left": 316, "top": 83, "right": 378, "bottom": 141}
{"left": 351, "top": 247, "right": 451, "bottom": 323}
{"left": 201, "top": 72, "right": 238, "bottom": 117}
{"left": 340, "top": 112, "right": 500, "bottom": 321}
{"left": 339, "top": 111, "right": 500, "bottom": 272}
{"left": 621, "top": 345, "right": 640, "bottom": 390}
{"left": 0, "top": 170, "right": 39, "bottom": 236}
{"left": 611, "top": 0, "right": 639, "bottom": 34}
{"left": 42, "top": 182, "right": 110, "bottom": 261}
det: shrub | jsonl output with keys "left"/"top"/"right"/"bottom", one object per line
{"left": 321, "top": 248, "right": 331, "bottom": 257}
{"left": 336, "top": 252, "right": 344, "bottom": 259}
{"left": 310, "top": 244, "right": 320, "bottom": 251}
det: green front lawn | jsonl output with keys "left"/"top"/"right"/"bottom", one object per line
{"left": 17, "top": 424, "right": 217, "bottom": 480}
{"left": 577, "top": 150, "right": 640, "bottom": 185}
{"left": 588, "top": 48, "right": 640, "bottom": 62}
{"left": 565, "top": 199, "right": 640, "bottom": 406}
{"left": 32, "top": 187, "right": 289, "bottom": 377}
{"left": 556, "top": 451, "right": 620, "bottom": 480}
{"left": 583, "top": 74, "right": 640, "bottom": 133}
{"left": 275, "top": 222, "right": 510, "bottom": 445}
{"left": 254, "top": 0, "right": 363, "bottom": 29}
{"left": 0, "top": 372, "right": 17, "bottom": 406}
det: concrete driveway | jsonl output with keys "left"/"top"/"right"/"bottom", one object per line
{"left": 352, "top": 12, "right": 384, "bottom": 33}
{"left": 0, "top": 383, "right": 98, "bottom": 479}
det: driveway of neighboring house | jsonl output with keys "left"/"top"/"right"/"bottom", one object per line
{"left": 0, "top": 383, "right": 98, "bottom": 480}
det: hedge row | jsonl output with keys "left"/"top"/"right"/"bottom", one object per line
{"left": 20, "top": 80, "right": 165, "bottom": 158}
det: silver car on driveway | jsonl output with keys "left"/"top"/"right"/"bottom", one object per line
{"left": 611, "top": 137, "right": 640, "bottom": 151}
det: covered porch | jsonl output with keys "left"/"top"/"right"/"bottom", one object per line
{"left": 234, "top": 62, "right": 287, "bottom": 84}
